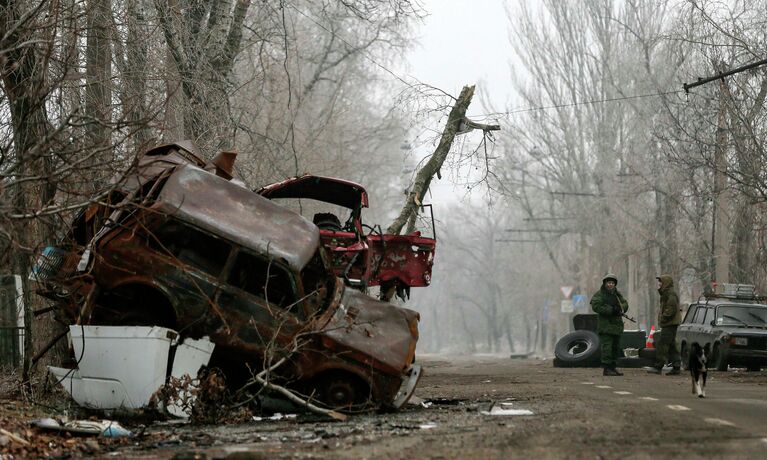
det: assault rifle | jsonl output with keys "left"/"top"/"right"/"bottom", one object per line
{"left": 622, "top": 313, "right": 636, "bottom": 323}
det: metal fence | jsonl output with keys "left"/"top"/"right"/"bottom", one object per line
{"left": 0, "top": 326, "right": 24, "bottom": 368}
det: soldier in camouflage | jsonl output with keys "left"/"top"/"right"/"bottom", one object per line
{"left": 647, "top": 274, "right": 682, "bottom": 375}
{"left": 590, "top": 274, "right": 629, "bottom": 376}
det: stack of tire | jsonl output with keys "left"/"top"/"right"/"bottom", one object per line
{"left": 553, "top": 330, "right": 601, "bottom": 367}
{"left": 553, "top": 314, "right": 655, "bottom": 368}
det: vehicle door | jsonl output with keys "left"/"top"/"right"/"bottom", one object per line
{"left": 684, "top": 305, "right": 709, "bottom": 347}
{"left": 677, "top": 304, "right": 699, "bottom": 348}
{"left": 216, "top": 249, "right": 304, "bottom": 350}
{"left": 691, "top": 305, "right": 713, "bottom": 347}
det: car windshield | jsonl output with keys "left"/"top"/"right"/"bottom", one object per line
{"left": 267, "top": 198, "right": 355, "bottom": 231}
{"left": 716, "top": 305, "right": 767, "bottom": 327}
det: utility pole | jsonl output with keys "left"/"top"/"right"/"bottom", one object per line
{"left": 713, "top": 79, "right": 731, "bottom": 285}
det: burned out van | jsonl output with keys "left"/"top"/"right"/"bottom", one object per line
{"left": 34, "top": 142, "right": 422, "bottom": 410}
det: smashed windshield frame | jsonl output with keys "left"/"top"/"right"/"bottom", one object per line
{"left": 715, "top": 305, "right": 767, "bottom": 327}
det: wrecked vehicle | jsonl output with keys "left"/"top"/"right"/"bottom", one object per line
{"left": 32, "top": 141, "right": 422, "bottom": 411}
{"left": 257, "top": 175, "right": 436, "bottom": 300}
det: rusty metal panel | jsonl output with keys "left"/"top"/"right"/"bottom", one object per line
{"left": 155, "top": 165, "right": 320, "bottom": 271}
{"left": 320, "top": 288, "right": 418, "bottom": 374}
{"left": 368, "top": 234, "right": 436, "bottom": 287}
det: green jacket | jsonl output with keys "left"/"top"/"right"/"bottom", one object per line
{"left": 590, "top": 286, "right": 628, "bottom": 335}
{"left": 657, "top": 274, "right": 681, "bottom": 327}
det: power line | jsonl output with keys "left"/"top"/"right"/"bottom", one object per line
{"left": 505, "top": 228, "right": 565, "bottom": 233}
{"left": 279, "top": 3, "right": 685, "bottom": 120}
{"left": 480, "top": 89, "right": 683, "bottom": 118}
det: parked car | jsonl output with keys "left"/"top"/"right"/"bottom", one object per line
{"left": 256, "top": 174, "right": 436, "bottom": 300}
{"left": 677, "top": 284, "right": 767, "bottom": 372}
{"left": 32, "top": 141, "right": 422, "bottom": 411}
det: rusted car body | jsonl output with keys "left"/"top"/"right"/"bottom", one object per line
{"left": 257, "top": 175, "right": 436, "bottom": 299}
{"left": 33, "top": 142, "right": 422, "bottom": 410}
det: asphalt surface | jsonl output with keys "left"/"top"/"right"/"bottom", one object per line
{"left": 7, "top": 355, "right": 766, "bottom": 459}
{"left": 112, "top": 355, "right": 767, "bottom": 459}
{"left": 575, "top": 365, "right": 767, "bottom": 440}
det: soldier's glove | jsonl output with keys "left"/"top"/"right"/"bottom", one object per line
{"left": 613, "top": 304, "right": 623, "bottom": 316}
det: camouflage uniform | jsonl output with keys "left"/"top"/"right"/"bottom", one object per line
{"left": 651, "top": 274, "right": 682, "bottom": 374}
{"left": 590, "top": 274, "right": 629, "bottom": 375}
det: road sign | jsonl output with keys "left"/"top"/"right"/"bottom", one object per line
{"left": 560, "top": 286, "right": 574, "bottom": 299}
{"left": 561, "top": 299, "right": 574, "bottom": 313}
{"left": 572, "top": 294, "right": 588, "bottom": 311}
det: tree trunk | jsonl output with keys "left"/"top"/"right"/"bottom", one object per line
{"left": 154, "top": 0, "right": 252, "bottom": 154}
{"left": 85, "top": 0, "right": 112, "bottom": 157}
{"left": 387, "top": 85, "right": 475, "bottom": 235}
{"left": 125, "top": 0, "right": 151, "bottom": 149}
{"left": 1, "top": 0, "right": 58, "bottom": 382}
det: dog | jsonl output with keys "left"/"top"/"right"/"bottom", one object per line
{"left": 688, "top": 342, "right": 709, "bottom": 398}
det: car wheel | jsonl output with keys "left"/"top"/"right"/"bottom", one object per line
{"left": 317, "top": 372, "right": 370, "bottom": 410}
{"left": 554, "top": 330, "right": 600, "bottom": 365}
{"left": 711, "top": 344, "right": 728, "bottom": 372}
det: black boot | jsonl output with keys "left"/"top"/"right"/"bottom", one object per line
{"left": 611, "top": 366, "right": 624, "bottom": 376}
{"left": 603, "top": 367, "right": 620, "bottom": 376}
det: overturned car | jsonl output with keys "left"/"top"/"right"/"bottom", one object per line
{"left": 33, "top": 142, "right": 422, "bottom": 411}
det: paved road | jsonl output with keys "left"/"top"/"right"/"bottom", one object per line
{"left": 574, "top": 367, "right": 767, "bottom": 439}
{"left": 111, "top": 356, "right": 767, "bottom": 459}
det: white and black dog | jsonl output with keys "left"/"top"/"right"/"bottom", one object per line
{"left": 689, "top": 342, "right": 709, "bottom": 398}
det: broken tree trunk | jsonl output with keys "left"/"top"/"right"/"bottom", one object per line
{"left": 387, "top": 85, "right": 476, "bottom": 235}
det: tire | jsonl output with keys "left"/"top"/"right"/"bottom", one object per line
{"left": 638, "top": 347, "right": 657, "bottom": 361}
{"left": 315, "top": 372, "right": 371, "bottom": 411}
{"left": 554, "top": 330, "right": 600, "bottom": 365}
{"left": 712, "top": 344, "right": 728, "bottom": 372}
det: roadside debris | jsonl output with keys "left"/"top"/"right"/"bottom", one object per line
{"left": 47, "top": 325, "right": 213, "bottom": 416}
{"left": 480, "top": 402, "right": 534, "bottom": 416}
{"left": 31, "top": 141, "right": 424, "bottom": 414}
{"left": 30, "top": 418, "right": 133, "bottom": 437}
{"left": 0, "top": 427, "right": 30, "bottom": 445}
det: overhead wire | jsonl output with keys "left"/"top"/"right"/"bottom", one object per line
{"left": 279, "top": 4, "right": 687, "bottom": 124}
{"left": 478, "top": 89, "right": 684, "bottom": 119}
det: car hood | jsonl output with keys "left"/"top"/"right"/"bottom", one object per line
{"left": 257, "top": 174, "right": 369, "bottom": 210}
{"left": 318, "top": 288, "right": 419, "bottom": 375}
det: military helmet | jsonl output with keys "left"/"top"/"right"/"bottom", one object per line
{"left": 602, "top": 273, "right": 618, "bottom": 285}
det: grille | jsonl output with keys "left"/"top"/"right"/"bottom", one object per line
{"left": 29, "top": 247, "right": 70, "bottom": 281}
